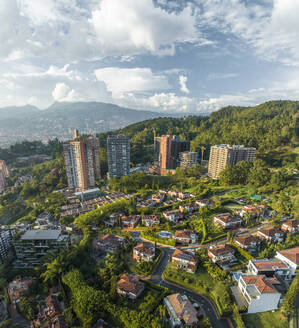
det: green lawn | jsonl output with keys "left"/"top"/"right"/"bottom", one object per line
{"left": 243, "top": 311, "right": 289, "bottom": 328}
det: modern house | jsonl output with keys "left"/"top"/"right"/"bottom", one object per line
{"left": 276, "top": 247, "right": 299, "bottom": 277}
{"left": 174, "top": 229, "right": 198, "bottom": 245}
{"left": 163, "top": 210, "right": 184, "bottom": 223}
{"left": 257, "top": 227, "right": 284, "bottom": 243}
{"left": 116, "top": 274, "right": 144, "bottom": 299}
{"left": 195, "top": 199, "right": 214, "bottom": 208}
{"left": 247, "top": 259, "right": 291, "bottom": 280}
{"left": 164, "top": 293, "right": 199, "bottom": 327}
{"left": 238, "top": 275, "right": 281, "bottom": 313}
{"left": 281, "top": 220, "right": 299, "bottom": 234}
{"left": 234, "top": 235, "right": 260, "bottom": 251}
{"left": 121, "top": 215, "right": 139, "bottom": 229}
{"left": 171, "top": 249, "right": 198, "bottom": 273}
{"left": 95, "top": 234, "right": 124, "bottom": 254}
{"left": 179, "top": 203, "right": 199, "bottom": 214}
{"left": 142, "top": 215, "right": 160, "bottom": 227}
{"left": 133, "top": 243, "right": 155, "bottom": 262}
{"left": 208, "top": 244, "right": 236, "bottom": 265}
{"left": 213, "top": 213, "right": 242, "bottom": 229}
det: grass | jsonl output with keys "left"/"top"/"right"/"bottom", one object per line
{"left": 242, "top": 311, "right": 289, "bottom": 328}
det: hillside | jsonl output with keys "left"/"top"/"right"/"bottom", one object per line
{"left": 0, "top": 101, "right": 170, "bottom": 148}
{"left": 97, "top": 100, "right": 299, "bottom": 164}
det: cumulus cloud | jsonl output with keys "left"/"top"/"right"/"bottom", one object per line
{"left": 52, "top": 83, "right": 79, "bottom": 102}
{"left": 179, "top": 75, "right": 190, "bottom": 94}
{"left": 94, "top": 67, "right": 170, "bottom": 97}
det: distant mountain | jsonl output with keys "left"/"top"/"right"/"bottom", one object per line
{"left": 0, "top": 101, "right": 174, "bottom": 148}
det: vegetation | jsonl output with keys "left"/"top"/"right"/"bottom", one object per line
{"left": 280, "top": 272, "right": 299, "bottom": 318}
{"left": 243, "top": 310, "right": 288, "bottom": 328}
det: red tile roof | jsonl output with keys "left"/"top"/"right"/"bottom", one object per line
{"left": 282, "top": 219, "right": 299, "bottom": 228}
{"left": 208, "top": 244, "right": 234, "bottom": 257}
{"left": 235, "top": 235, "right": 260, "bottom": 246}
{"left": 242, "top": 275, "right": 278, "bottom": 294}
{"left": 258, "top": 227, "right": 283, "bottom": 237}
{"left": 251, "top": 260, "right": 288, "bottom": 271}
{"left": 278, "top": 247, "right": 299, "bottom": 265}
{"left": 117, "top": 274, "right": 144, "bottom": 295}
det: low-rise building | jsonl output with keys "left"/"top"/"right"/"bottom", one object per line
{"left": 7, "top": 276, "right": 35, "bottom": 304}
{"left": 171, "top": 249, "right": 198, "bottom": 273}
{"left": 133, "top": 243, "right": 155, "bottom": 262}
{"left": 95, "top": 234, "right": 124, "bottom": 254}
{"left": 142, "top": 215, "right": 160, "bottom": 227}
{"left": 213, "top": 213, "right": 242, "bottom": 229}
{"left": 281, "top": 220, "right": 299, "bottom": 234}
{"left": 163, "top": 210, "right": 184, "bottom": 223}
{"left": 105, "top": 212, "right": 123, "bottom": 227}
{"left": 238, "top": 275, "right": 281, "bottom": 313}
{"left": 151, "top": 192, "right": 166, "bottom": 204}
{"left": 257, "top": 227, "right": 284, "bottom": 243}
{"left": 234, "top": 235, "right": 260, "bottom": 251}
{"left": 195, "top": 199, "right": 214, "bottom": 208}
{"left": 14, "top": 230, "right": 70, "bottom": 268}
{"left": 121, "top": 215, "right": 139, "bottom": 229}
{"left": 208, "top": 244, "right": 235, "bottom": 265}
{"left": 179, "top": 203, "right": 199, "bottom": 213}
{"left": 276, "top": 247, "right": 299, "bottom": 277}
{"left": 164, "top": 293, "right": 199, "bottom": 327}
{"left": 174, "top": 229, "right": 198, "bottom": 245}
{"left": 247, "top": 259, "right": 291, "bottom": 280}
{"left": 116, "top": 274, "right": 144, "bottom": 299}
{"left": 240, "top": 205, "right": 268, "bottom": 218}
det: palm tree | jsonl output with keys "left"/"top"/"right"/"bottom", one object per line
{"left": 40, "top": 255, "right": 66, "bottom": 284}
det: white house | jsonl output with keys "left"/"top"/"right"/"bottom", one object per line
{"left": 281, "top": 220, "right": 299, "bottom": 234}
{"left": 247, "top": 259, "right": 292, "bottom": 280}
{"left": 162, "top": 210, "right": 183, "bottom": 223}
{"left": 257, "top": 227, "right": 284, "bottom": 243}
{"left": 213, "top": 213, "right": 242, "bottom": 229}
{"left": 208, "top": 244, "right": 236, "bottom": 264}
{"left": 238, "top": 275, "right": 281, "bottom": 313}
{"left": 276, "top": 247, "right": 299, "bottom": 277}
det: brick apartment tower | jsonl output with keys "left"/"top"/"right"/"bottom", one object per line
{"left": 63, "top": 136, "right": 101, "bottom": 190}
{"left": 208, "top": 144, "right": 256, "bottom": 179}
{"left": 107, "top": 135, "right": 130, "bottom": 179}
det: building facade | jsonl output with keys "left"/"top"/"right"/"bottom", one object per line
{"left": 0, "top": 169, "right": 5, "bottom": 193}
{"left": 107, "top": 135, "right": 130, "bottom": 178}
{"left": 63, "top": 136, "right": 101, "bottom": 190}
{"left": 208, "top": 144, "right": 256, "bottom": 179}
{"left": 0, "top": 228, "right": 15, "bottom": 263}
{"left": 0, "top": 160, "right": 10, "bottom": 177}
{"left": 179, "top": 151, "right": 198, "bottom": 168}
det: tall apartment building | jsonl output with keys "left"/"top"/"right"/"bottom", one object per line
{"left": 107, "top": 135, "right": 130, "bottom": 179}
{"left": 156, "top": 135, "right": 190, "bottom": 171}
{"left": 0, "top": 228, "right": 15, "bottom": 263}
{"left": 14, "top": 230, "right": 70, "bottom": 268}
{"left": 208, "top": 144, "right": 256, "bottom": 179}
{"left": 180, "top": 151, "right": 198, "bottom": 168}
{"left": 63, "top": 136, "right": 101, "bottom": 190}
{"left": 0, "top": 160, "right": 10, "bottom": 177}
{"left": 0, "top": 170, "right": 5, "bottom": 193}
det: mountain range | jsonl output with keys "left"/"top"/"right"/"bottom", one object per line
{"left": 0, "top": 102, "right": 186, "bottom": 148}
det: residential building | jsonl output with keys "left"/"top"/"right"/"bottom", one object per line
{"left": 163, "top": 210, "right": 184, "bottom": 223}
{"left": 116, "top": 274, "right": 144, "bottom": 299}
{"left": 208, "top": 244, "right": 236, "bottom": 265}
{"left": 240, "top": 205, "right": 268, "bottom": 218}
{"left": 0, "top": 228, "right": 15, "bottom": 263}
{"left": 257, "top": 227, "right": 284, "bottom": 243}
{"left": 213, "top": 213, "right": 242, "bottom": 229}
{"left": 208, "top": 144, "right": 256, "bottom": 179}
{"left": 105, "top": 212, "right": 123, "bottom": 227}
{"left": 107, "top": 135, "right": 130, "bottom": 178}
{"left": 234, "top": 235, "right": 260, "bottom": 251}
{"left": 142, "top": 215, "right": 160, "bottom": 227}
{"left": 14, "top": 230, "right": 70, "bottom": 268}
{"left": 63, "top": 136, "right": 101, "bottom": 190}
{"left": 195, "top": 199, "right": 214, "bottom": 208}
{"left": 174, "top": 229, "right": 198, "bottom": 244}
{"left": 247, "top": 259, "right": 291, "bottom": 280}
{"left": 179, "top": 151, "right": 198, "bottom": 168}
{"left": 0, "top": 169, "right": 5, "bottom": 193}
{"left": 151, "top": 192, "right": 166, "bottom": 204}
{"left": 164, "top": 293, "right": 199, "bottom": 327}
{"left": 171, "top": 249, "right": 198, "bottom": 273}
{"left": 7, "top": 276, "right": 35, "bottom": 304}
{"left": 276, "top": 247, "right": 299, "bottom": 277}
{"left": 156, "top": 135, "right": 190, "bottom": 173}
{"left": 133, "top": 243, "right": 155, "bottom": 262}
{"left": 95, "top": 234, "right": 124, "bottom": 254}
{"left": 281, "top": 219, "right": 299, "bottom": 234}
{"left": 179, "top": 203, "right": 199, "bottom": 213}
{"left": 121, "top": 215, "right": 139, "bottom": 228}
{"left": 238, "top": 275, "right": 281, "bottom": 313}
{"left": 0, "top": 160, "right": 10, "bottom": 177}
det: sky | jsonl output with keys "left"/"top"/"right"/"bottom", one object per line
{"left": 1, "top": 0, "right": 299, "bottom": 113}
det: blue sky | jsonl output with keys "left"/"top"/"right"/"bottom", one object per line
{"left": 1, "top": 0, "right": 299, "bottom": 113}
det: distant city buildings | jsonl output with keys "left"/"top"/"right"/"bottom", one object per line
{"left": 208, "top": 144, "right": 256, "bottom": 179}
{"left": 63, "top": 133, "right": 101, "bottom": 190}
{"left": 107, "top": 135, "right": 130, "bottom": 178}
{"left": 179, "top": 151, "right": 198, "bottom": 168}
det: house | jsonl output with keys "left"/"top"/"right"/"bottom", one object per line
{"left": 213, "top": 213, "right": 242, "bottom": 229}
{"left": 171, "top": 249, "right": 198, "bottom": 273}
{"left": 116, "top": 274, "right": 144, "bottom": 299}
{"left": 164, "top": 293, "right": 199, "bottom": 327}
{"left": 247, "top": 259, "right": 292, "bottom": 280}
{"left": 163, "top": 210, "right": 184, "bottom": 223}
{"left": 95, "top": 234, "right": 124, "bottom": 254}
{"left": 208, "top": 244, "right": 236, "bottom": 265}
{"left": 240, "top": 205, "right": 268, "bottom": 218}
{"left": 281, "top": 219, "right": 299, "bottom": 234}
{"left": 238, "top": 275, "right": 281, "bottom": 313}
{"left": 121, "top": 215, "right": 139, "bottom": 228}
{"left": 7, "top": 276, "right": 35, "bottom": 304}
{"left": 276, "top": 247, "right": 299, "bottom": 277}
{"left": 179, "top": 203, "right": 199, "bottom": 213}
{"left": 174, "top": 229, "right": 198, "bottom": 245}
{"left": 133, "top": 243, "right": 155, "bottom": 262}
{"left": 234, "top": 235, "right": 260, "bottom": 251}
{"left": 105, "top": 212, "right": 123, "bottom": 227}
{"left": 195, "top": 199, "right": 214, "bottom": 208}
{"left": 257, "top": 227, "right": 284, "bottom": 243}
{"left": 142, "top": 215, "right": 160, "bottom": 227}
{"left": 151, "top": 192, "right": 166, "bottom": 204}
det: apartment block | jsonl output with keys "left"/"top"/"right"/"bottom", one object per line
{"left": 208, "top": 144, "right": 256, "bottom": 179}
{"left": 14, "top": 230, "right": 70, "bottom": 268}
{"left": 0, "top": 170, "right": 5, "bottom": 193}
{"left": 0, "top": 228, "right": 15, "bottom": 263}
{"left": 107, "top": 135, "right": 130, "bottom": 178}
{"left": 63, "top": 135, "right": 101, "bottom": 190}
{"left": 179, "top": 151, "right": 198, "bottom": 168}
{"left": 0, "top": 160, "right": 10, "bottom": 177}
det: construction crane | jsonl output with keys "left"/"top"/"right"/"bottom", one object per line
{"left": 200, "top": 146, "right": 206, "bottom": 165}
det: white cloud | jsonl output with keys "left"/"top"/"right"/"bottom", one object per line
{"left": 179, "top": 75, "right": 190, "bottom": 94}
{"left": 207, "top": 73, "right": 239, "bottom": 80}
{"left": 94, "top": 67, "right": 170, "bottom": 97}
{"left": 52, "top": 83, "right": 79, "bottom": 102}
